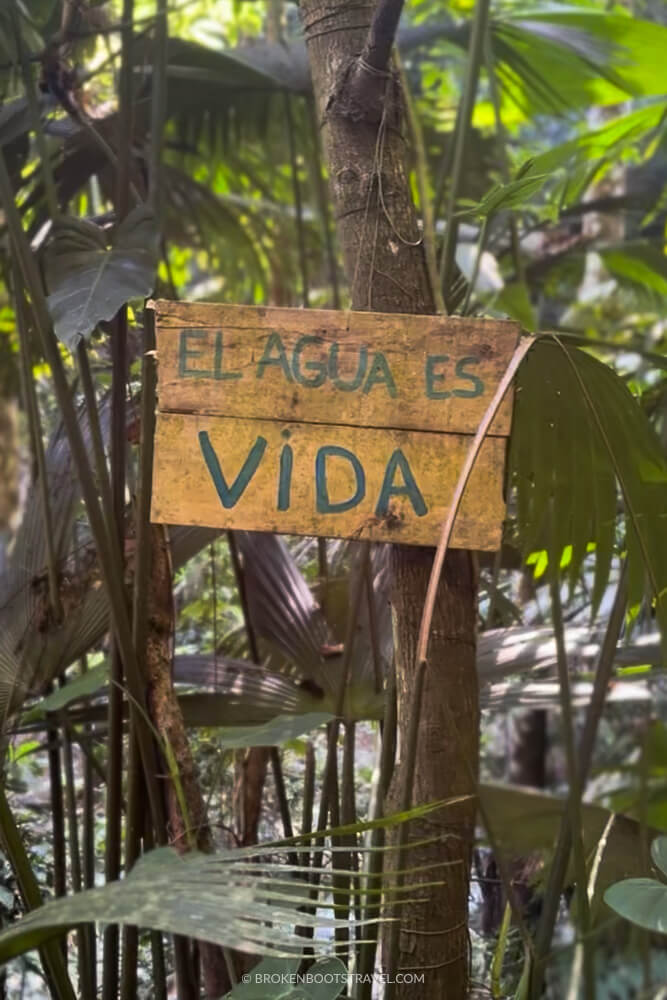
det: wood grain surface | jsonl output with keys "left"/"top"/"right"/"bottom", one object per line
{"left": 149, "top": 301, "right": 519, "bottom": 548}
{"left": 151, "top": 299, "right": 520, "bottom": 436}
{"left": 152, "top": 411, "right": 508, "bottom": 549}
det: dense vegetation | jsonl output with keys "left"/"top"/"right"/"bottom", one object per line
{"left": 0, "top": 0, "right": 666, "bottom": 998}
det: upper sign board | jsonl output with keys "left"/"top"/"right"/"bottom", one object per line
{"left": 150, "top": 301, "right": 520, "bottom": 549}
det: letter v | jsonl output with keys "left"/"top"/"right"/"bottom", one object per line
{"left": 198, "top": 431, "right": 267, "bottom": 508}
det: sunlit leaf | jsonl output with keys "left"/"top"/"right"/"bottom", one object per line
{"left": 509, "top": 338, "right": 667, "bottom": 637}
{"left": 215, "top": 713, "right": 333, "bottom": 748}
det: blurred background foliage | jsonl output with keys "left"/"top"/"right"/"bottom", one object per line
{"left": 0, "top": 0, "right": 665, "bottom": 997}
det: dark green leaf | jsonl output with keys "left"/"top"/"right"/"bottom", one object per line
{"left": 45, "top": 206, "right": 159, "bottom": 348}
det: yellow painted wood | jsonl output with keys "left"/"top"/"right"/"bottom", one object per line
{"left": 152, "top": 412, "right": 508, "bottom": 550}
{"left": 150, "top": 300, "right": 520, "bottom": 437}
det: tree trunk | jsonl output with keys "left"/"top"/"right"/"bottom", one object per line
{"left": 300, "top": 3, "right": 479, "bottom": 997}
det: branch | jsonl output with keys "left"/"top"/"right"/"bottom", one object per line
{"left": 361, "top": 0, "right": 406, "bottom": 74}
{"left": 329, "top": 0, "right": 406, "bottom": 124}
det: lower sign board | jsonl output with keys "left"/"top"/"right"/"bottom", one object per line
{"left": 150, "top": 301, "right": 520, "bottom": 549}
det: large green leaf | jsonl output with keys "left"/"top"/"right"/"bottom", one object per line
{"left": 215, "top": 713, "right": 334, "bottom": 748}
{"left": 509, "top": 337, "right": 667, "bottom": 638}
{"left": 481, "top": 782, "right": 654, "bottom": 894}
{"left": 601, "top": 244, "right": 667, "bottom": 300}
{"left": 494, "top": 9, "right": 667, "bottom": 116}
{"left": 45, "top": 205, "right": 159, "bottom": 349}
{"left": 528, "top": 103, "right": 667, "bottom": 180}
{"left": 0, "top": 799, "right": 458, "bottom": 966}
{"left": 605, "top": 836, "right": 667, "bottom": 930}
{"left": 0, "top": 845, "right": 363, "bottom": 964}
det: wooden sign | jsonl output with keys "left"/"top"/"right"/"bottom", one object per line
{"left": 150, "top": 301, "right": 520, "bottom": 549}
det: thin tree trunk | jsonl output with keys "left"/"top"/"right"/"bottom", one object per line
{"left": 300, "top": 3, "right": 479, "bottom": 996}
{"left": 144, "top": 524, "right": 230, "bottom": 999}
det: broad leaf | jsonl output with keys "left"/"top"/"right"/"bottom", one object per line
{"left": 509, "top": 337, "right": 667, "bottom": 638}
{"left": 481, "top": 782, "right": 654, "bottom": 893}
{"left": 0, "top": 846, "right": 365, "bottom": 964}
{"left": 45, "top": 205, "right": 159, "bottom": 348}
{"left": 604, "top": 878, "right": 667, "bottom": 933}
{"left": 0, "top": 800, "right": 459, "bottom": 965}
{"left": 22, "top": 665, "right": 107, "bottom": 721}
{"left": 494, "top": 10, "right": 667, "bottom": 115}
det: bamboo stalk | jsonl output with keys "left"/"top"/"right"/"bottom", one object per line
{"left": 530, "top": 564, "right": 628, "bottom": 997}
{"left": 357, "top": 667, "right": 396, "bottom": 999}
{"left": 307, "top": 99, "right": 341, "bottom": 310}
{"left": 103, "top": 1, "right": 135, "bottom": 991}
{"left": 547, "top": 542, "right": 594, "bottom": 1000}
{"left": 0, "top": 144, "right": 166, "bottom": 862}
{"left": 438, "top": 0, "right": 491, "bottom": 307}
{"left": 79, "top": 655, "right": 97, "bottom": 999}
{"left": 284, "top": 93, "right": 310, "bottom": 308}
{"left": 0, "top": 785, "right": 76, "bottom": 1000}
{"left": 62, "top": 715, "right": 95, "bottom": 999}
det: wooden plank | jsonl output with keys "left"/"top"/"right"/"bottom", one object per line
{"left": 151, "top": 300, "right": 520, "bottom": 437}
{"left": 152, "top": 412, "right": 508, "bottom": 549}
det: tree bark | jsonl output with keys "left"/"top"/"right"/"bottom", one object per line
{"left": 300, "top": 3, "right": 479, "bottom": 997}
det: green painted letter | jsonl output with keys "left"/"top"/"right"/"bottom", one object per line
{"left": 363, "top": 352, "right": 397, "bottom": 397}
{"left": 329, "top": 343, "right": 367, "bottom": 392}
{"left": 293, "top": 335, "right": 327, "bottom": 388}
{"left": 453, "top": 356, "right": 484, "bottom": 398}
{"left": 425, "top": 354, "right": 451, "bottom": 399}
{"left": 213, "top": 331, "right": 242, "bottom": 381}
{"left": 316, "top": 446, "right": 366, "bottom": 513}
{"left": 199, "top": 431, "right": 266, "bottom": 508}
{"left": 179, "top": 329, "right": 213, "bottom": 378}
{"left": 376, "top": 450, "right": 427, "bottom": 517}
{"left": 256, "top": 332, "right": 293, "bottom": 382}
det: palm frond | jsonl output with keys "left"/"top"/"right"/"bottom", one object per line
{"left": 494, "top": 9, "right": 667, "bottom": 115}
{"left": 0, "top": 802, "right": 457, "bottom": 964}
{"left": 509, "top": 338, "right": 667, "bottom": 641}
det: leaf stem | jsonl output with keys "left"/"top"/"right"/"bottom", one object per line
{"left": 0, "top": 784, "right": 76, "bottom": 1000}
{"left": 439, "top": 0, "right": 491, "bottom": 309}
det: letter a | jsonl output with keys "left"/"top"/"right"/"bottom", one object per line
{"left": 199, "top": 431, "right": 266, "bottom": 508}
{"left": 376, "top": 449, "right": 427, "bottom": 517}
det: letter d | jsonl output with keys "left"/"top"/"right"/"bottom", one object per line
{"left": 316, "top": 445, "right": 366, "bottom": 513}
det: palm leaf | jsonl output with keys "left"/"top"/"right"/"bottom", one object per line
{"left": 483, "top": 677, "right": 654, "bottom": 712}
{"left": 477, "top": 625, "right": 662, "bottom": 682}
{"left": 509, "top": 338, "right": 667, "bottom": 641}
{"left": 0, "top": 845, "right": 365, "bottom": 963}
{"left": 174, "top": 655, "right": 325, "bottom": 724}
{"left": 493, "top": 9, "right": 667, "bottom": 116}
{"left": 237, "top": 534, "right": 389, "bottom": 720}
{"left": 238, "top": 532, "right": 336, "bottom": 695}
{"left": 0, "top": 398, "right": 108, "bottom": 718}
{"left": 0, "top": 801, "right": 456, "bottom": 965}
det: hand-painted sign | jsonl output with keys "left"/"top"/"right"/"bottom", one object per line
{"left": 150, "top": 301, "right": 520, "bottom": 549}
